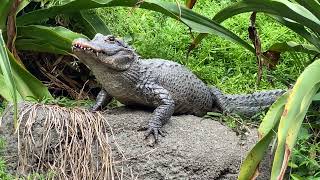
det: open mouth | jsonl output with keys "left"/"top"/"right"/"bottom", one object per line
{"left": 72, "top": 42, "right": 101, "bottom": 54}
{"left": 72, "top": 42, "right": 119, "bottom": 56}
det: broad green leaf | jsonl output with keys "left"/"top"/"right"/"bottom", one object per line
{"left": 312, "top": 92, "right": 320, "bottom": 101}
{"left": 0, "top": 0, "right": 12, "bottom": 30}
{"left": 238, "top": 130, "right": 275, "bottom": 180}
{"left": 17, "top": 0, "right": 31, "bottom": 15}
{"left": 238, "top": 92, "right": 288, "bottom": 180}
{"left": 7, "top": 49, "right": 52, "bottom": 101}
{"left": 16, "top": 25, "right": 87, "bottom": 54}
{"left": 290, "top": 174, "right": 304, "bottom": 180}
{"left": 16, "top": 0, "right": 135, "bottom": 25}
{"left": 76, "top": 9, "right": 111, "bottom": 38}
{"left": 268, "top": 41, "right": 320, "bottom": 55}
{"left": 214, "top": 0, "right": 320, "bottom": 34}
{"left": 295, "top": 0, "right": 320, "bottom": 20}
{"left": 0, "top": 75, "right": 12, "bottom": 101}
{"left": 258, "top": 92, "right": 289, "bottom": 137}
{"left": 191, "top": 0, "right": 320, "bottom": 53}
{"left": 270, "top": 15, "right": 320, "bottom": 50}
{"left": 272, "top": 59, "right": 320, "bottom": 179}
{"left": 16, "top": 0, "right": 255, "bottom": 53}
{"left": 15, "top": 39, "right": 71, "bottom": 55}
{"left": 0, "top": 30, "right": 19, "bottom": 128}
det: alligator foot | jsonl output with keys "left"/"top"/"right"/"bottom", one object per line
{"left": 144, "top": 126, "right": 165, "bottom": 143}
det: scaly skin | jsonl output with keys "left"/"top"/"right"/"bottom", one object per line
{"left": 72, "top": 34, "right": 285, "bottom": 142}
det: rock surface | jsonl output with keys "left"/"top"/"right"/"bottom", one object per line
{"left": 0, "top": 104, "right": 270, "bottom": 179}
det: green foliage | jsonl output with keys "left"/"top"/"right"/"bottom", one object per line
{"left": 76, "top": 9, "right": 111, "bottom": 38}
{"left": 290, "top": 126, "right": 320, "bottom": 179}
{"left": 238, "top": 92, "right": 289, "bottom": 179}
{"left": 208, "top": 0, "right": 320, "bottom": 179}
{"left": 0, "top": 0, "right": 53, "bottom": 105}
{"left": 96, "top": 2, "right": 302, "bottom": 93}
{"left": 16, "top": 0, "right": 255, "bottom": 53}
{"left": 0, "top": 31, "right": 19, "bottom": 128}
{"left": 37, "top": 96, "right": 94, "bottom": 108}
{"left": 0, "top": 139, "right": 13, "bottom": 180}
{"left": 15, "top": 25, "right": 87, "bottom": 55}
{"left": 25, "top": 172, "right": 56, "bottom": 180}
{"left": 0, "top": 158, "right": 13, "bottom": 180}
{"left": 1, "top": 0, "right": 268, "bottom": 103}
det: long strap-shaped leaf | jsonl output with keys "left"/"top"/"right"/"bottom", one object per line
{"left": 238, "top": 93, "right": 288, "bottom": 180}
{"left": 0, "top": 0, "right": 12, "bottom": 30}
{"left": 269, "top": 15, "right": 320, "bottom": 50}
{"left": 0, "top": 30, "right": 19, "bottom": 128}
{"left": 7, "top": 50, "right": 52, "bottom": 101}
{"left": 268, "top": 41, "right": 320, "bottom": 55}
{"left": 295, "top": 0, "right": 320, "bottom": 21}
{"left": 191, "top": 0, "right": 320, "bottom": 53}
{"left": 272, "top": 59, "right": 320, "bottom": 179}
{"left": 16, "top": 0, "right": 255, "bottom": 53}
{"left": 15, "top": 25, "right": 87, "bottom": 54}
{"left": 76, "top": 9, "right": 111, "bottom": 38}
{"left": 214, "top": 0, "right": 320, "bottom": 34}
{"left": 0, "top": 75, "right": 11, "bottom": 101}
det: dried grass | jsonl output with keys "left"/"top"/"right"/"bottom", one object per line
{"left": 15, "top": 103, "right": 123, "bottom": 180}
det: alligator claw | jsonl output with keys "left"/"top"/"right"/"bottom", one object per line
{"left": 144, "top": 127, "right": 165, "bottom": 143}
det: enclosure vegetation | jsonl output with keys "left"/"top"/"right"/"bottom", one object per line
{"left": 0, "top": 0, "right": 319, "bottom": 179}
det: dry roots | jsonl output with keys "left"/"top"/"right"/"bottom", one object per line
{"left": 15, "top": 103, "right": 122, "bottom": 180}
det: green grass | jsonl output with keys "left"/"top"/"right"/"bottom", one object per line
{"left": 0, "top": 139, "right": 13, "bottom": 180}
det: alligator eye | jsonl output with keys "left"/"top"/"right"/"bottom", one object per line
{"left": 108, "top": 36, "right": 115, "bottom": 41}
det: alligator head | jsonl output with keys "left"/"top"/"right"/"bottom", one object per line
{"left": 72, "top": 33, "right": 137, "bottom": 71}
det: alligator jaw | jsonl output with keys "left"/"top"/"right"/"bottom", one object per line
{"left": 72, "top": 42, "right": 120, "bottom": 57}
{"left": 72, "top": 41, "right": 101, "bottom": 56}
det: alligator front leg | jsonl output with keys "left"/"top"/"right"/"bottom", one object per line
{"left": 144, "top": 85, "right": 175, "bottom": 142}
{"left": 90, "top": 89, "right": 113, "bottom": 111}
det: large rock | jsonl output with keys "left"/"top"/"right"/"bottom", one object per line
{"left": 0, "top": 103, "right": 270, "bottom": 179}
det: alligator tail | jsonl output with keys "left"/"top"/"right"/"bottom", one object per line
{"left": 210, "top": 87, "right": 285, "bottom": 117}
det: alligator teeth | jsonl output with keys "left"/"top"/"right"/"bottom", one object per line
{"left": 96, "top": 52, "right": 99, "bottom": 56}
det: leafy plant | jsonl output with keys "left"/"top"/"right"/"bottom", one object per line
{"left": 0, "top": 0, "right": 259, "bottom": 105}
{"left": 193, "top": 0, "right": 320, "bottom": 179}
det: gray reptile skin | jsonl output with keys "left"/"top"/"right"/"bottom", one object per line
{"left": 72, "top": 34, "right": 285, "bottom": 141}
